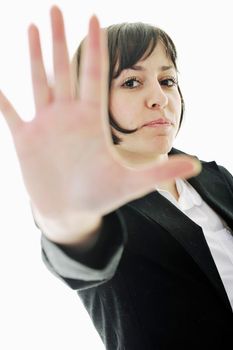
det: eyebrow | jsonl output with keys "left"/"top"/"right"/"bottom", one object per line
{"left": 130, "top": 64, "right": 175, "bottom": 72}
{"left": 113, "top": 64, "right": 176, "bottom": 82}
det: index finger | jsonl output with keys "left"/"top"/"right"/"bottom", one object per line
{"left": 79, "top": 16, "right": 109, "bottom": 107}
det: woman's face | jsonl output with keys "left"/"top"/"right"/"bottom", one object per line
{"left": 109, "top": 41, "right": 182, "bottom": 165}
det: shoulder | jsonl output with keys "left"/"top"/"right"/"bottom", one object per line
{"left": 215, "top": 165, "right": 233, "bottom": 193}
{"left": 169, "top": 147, "right": 233, "bottom": 191}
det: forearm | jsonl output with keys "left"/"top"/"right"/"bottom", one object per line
{"left": 40, "top": 210, "right": 126, "bottom": 290}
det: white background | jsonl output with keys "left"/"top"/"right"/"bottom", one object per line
{"left": 0, "top": 0, "right": 232, "bottom": 349}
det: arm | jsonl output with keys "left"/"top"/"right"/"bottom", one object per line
{"left": 0, "top": 7, "right": 200, "bottom": 291}
{"left": 38, "top": 210, "right": 127, "bottom": 290}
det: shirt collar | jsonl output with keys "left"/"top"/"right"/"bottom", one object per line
{"left": 157, "top": 178, "right": 203, "bottom": 211}
{"left": 176, "top": 178, "right": 202, "bottom": 210}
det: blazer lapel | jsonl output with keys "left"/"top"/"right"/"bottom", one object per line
{"left": 170, "top": 147, "right": 233, "bottom": 226}
{"left": 188, "top": 161, "right": 233, "bottom": 228}
{"left": 128, "top": 153, "right": 233, "bottom": 310}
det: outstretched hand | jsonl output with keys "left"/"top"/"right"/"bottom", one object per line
{"left": 0, "top": 6, "right": 201, "bottom": 225}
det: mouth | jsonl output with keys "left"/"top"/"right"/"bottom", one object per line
{"left": 143, "top": 118, "right": 173, "bottom": 128}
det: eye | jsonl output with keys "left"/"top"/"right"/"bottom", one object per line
{"left": 122, "top": 76, "right": 142, "bottom": 89}
{"left": 160, "top": 77, "right": 178, "bottom": 87}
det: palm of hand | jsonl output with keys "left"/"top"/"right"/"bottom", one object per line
{"left": 0, "top": 6, "right": 200, "bottom": 220}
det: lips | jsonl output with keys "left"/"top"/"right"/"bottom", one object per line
{"left": 143, "top": 118, "right": 173, "bottom": 127}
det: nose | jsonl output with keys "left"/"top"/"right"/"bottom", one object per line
{"left": 145, "top": 81, "right": 168, "bottom": 109}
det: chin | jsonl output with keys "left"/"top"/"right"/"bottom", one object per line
{"left": 148, "top": 138, "right": 173, "bottom": 156}
{"left": 117, "top": 136, "right": 175, "bottom": 162}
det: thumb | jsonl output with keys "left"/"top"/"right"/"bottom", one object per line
{"left": 0, "top": 90, "right": 24, "bottom": 136}
{"left": 122, "top": 155, "right": 202, "bottom": 202}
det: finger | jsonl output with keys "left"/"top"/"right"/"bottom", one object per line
{"left": 28, "top": 24, "right": 52, "bottom": 110}
{"left": 124, "top": 156, "right": 202, "bottom": 199}
{"left": 51, "top": 6, "right": 72, "bottom": 101}
{"left": 145, "top": 155, "right": 201, "bottom": 183}
{"left": 0, "top": 90, "right": 24, "bottom": 134}
{"left": 79, "top": 15, "right": 107, "bottom": 106}
{"left": 99, "top": 28, "right": 111, "bottom": 141}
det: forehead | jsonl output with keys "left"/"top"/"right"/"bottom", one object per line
{"left": 137, "top": 42, "right": 174, "bottom": 69}
{"left": 117, "top": 42, "right": 176, "bottom": 78}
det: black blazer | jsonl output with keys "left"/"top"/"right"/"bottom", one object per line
{"left": 41, "top": 148, "right": 233, "bottom": 350}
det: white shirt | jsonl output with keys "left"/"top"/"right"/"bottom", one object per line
{"left": 157, "top": 178, "right": 233, "bottom": 311}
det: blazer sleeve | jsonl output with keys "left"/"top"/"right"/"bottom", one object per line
{"left": 39, "top": 210, "right": 127, "bottom": 291}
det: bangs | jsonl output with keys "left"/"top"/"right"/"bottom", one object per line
{"left": 107, "top": 22, "right": 178, "bottom": 86}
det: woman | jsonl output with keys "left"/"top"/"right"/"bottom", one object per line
{"left": 0, "top": 6, "right": 232, "bottom": 349}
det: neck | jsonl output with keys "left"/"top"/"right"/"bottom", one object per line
{"left": 158, "top": 180, "right": 180, "bottom": 201}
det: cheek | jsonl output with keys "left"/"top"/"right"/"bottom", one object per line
{"left": 109, "top": 92, "right": 139, "bottom": 127}
{"left": 170, "top": 91, "right": 182, "bottom": 121}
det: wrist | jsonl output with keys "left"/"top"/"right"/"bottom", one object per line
{"left": 32, "top": 204, "right": 102, "bottom": 245}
